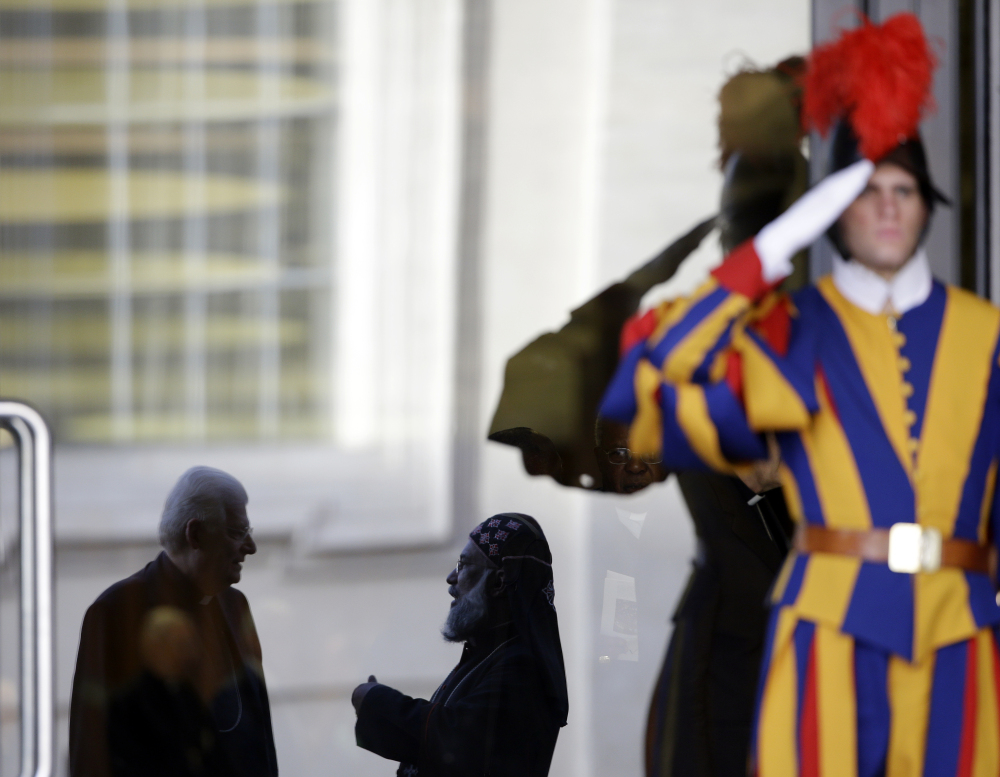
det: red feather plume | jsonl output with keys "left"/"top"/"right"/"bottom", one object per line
{"left": 802, "top": 13, "right": 936, "bottom": 160}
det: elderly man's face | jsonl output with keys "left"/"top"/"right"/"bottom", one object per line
{"left": 194, "top": 501, "right": 257, "bottom": 593}
{"left": 838, "top": 163, "right": 928, "bottom": 279}
{"left": 442, "top": 539, "right": 497, "bottom": 642}
{"left": 596, "top": 420, "right": 668, "bottom": 494}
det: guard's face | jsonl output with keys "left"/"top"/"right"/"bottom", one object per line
{"left": 838, "top": 163, "right": 928, "bottom": 278}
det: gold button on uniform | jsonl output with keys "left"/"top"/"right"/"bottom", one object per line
{"left": 893, "top": 332, "right": 907, "bottom": 348}
{"left": 898, "top": 356, "right": 912, "bottom": 372}
{"left": 901, "top": 382, "right": 914, "bottom": 398}
{"left": 904, "top": 410, "right": 917, "bottom": 427}
{"left": 909, "top": 438, "right": 920, "bottom": 453}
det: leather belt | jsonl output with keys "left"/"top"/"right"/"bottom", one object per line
{"left": 794, "top": 524, "right": 992, "bottom": 575}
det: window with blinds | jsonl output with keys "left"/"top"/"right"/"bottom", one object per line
{"left": 0, "top": 0, "right": 336, "bottom": 443}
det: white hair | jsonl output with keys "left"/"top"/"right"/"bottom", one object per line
{"left": 159, "top": 466, "right": 247, "bottom": 553}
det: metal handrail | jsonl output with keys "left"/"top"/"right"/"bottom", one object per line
{"left": 0, "top": 402, "right": 53, "bottom": 777}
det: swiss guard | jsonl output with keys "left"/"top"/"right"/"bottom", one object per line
{"left": 600, "top": 14, "right": 1000, "bottom": 777}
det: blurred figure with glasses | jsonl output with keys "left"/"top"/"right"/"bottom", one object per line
{"left": 486, "top": 52, "right": 803, "bottom": 777}
{"left": 69, "top": 466, "right": 278, "bottom": 777}
{"left": 595, "top": 409, "right": 790, "bottom": 777}
{"left": 595, "top": 417, "right": 669, "bottom": 494}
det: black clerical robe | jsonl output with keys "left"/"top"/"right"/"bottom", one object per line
{"left": 645, "top": 473, "right": 792, "bottom": 777}
{"left": 356, "top": 629, "right": 561, "bottom": 777}
{"left": 69, "top": 552, "right": 278, "bottom": 777}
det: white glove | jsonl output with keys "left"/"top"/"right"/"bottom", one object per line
{"left": 753, "top": 159, "right": 874, "bottom": 283}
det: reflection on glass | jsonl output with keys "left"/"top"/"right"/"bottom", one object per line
{"left": 599, "top": 571, "right": 637, "bottom": 662}
{"left": 488, "top": 57, "right": 807, "bottom": 777}
{"left": 487, "top": 218, "right": 715, "bottom": 490}
{"left": 69, "top": 467, "right": 276, "bottom": 777}
{"left": 0, "top": 0, "right": 335, "bottom": 442}
{"left": 594, "top": 418, "right": 668, "bottom": 495}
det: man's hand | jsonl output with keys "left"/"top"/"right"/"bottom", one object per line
{"left": 754, "top": 158, "right": 875, "bottom": 282}
{"left": 351, "top": 675, "right": 378, "bottom": 713}
{"left": 736, "top": 433, "right": 782, "bottom": 494}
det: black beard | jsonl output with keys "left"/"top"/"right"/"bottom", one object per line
{"left": 442, "top": 573, "right": 490, "bottom": 643}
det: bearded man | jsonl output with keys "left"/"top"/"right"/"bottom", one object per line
{"left": 352, "top": 514, "right": 568, "bottom": 777}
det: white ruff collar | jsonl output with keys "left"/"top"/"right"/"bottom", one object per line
{"left": 831, "top": 249, "right": 932, "bottom": 315}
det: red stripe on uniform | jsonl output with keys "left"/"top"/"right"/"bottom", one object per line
{"left": 619, "top": 309, "right": 659, "bottom": 357}
{"left": 710, "top": 239, "right": 774, "bottom": 301}
{"left": 725, "top": 350, "right": 744, "bottom": 404}
{"left": 816, "top": 365, "right": 840, "bottom": 424}
{"left": 799, "top": 640, "right": 820, "bottom": 777}
{"left": 750, "top": 297, "right": 794, "bottom": 358}
{"left": 957, "top": 638, "right": 978, "bottom": 777}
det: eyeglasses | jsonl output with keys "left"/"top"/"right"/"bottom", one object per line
{"left": 225, "top": 525, "right": 254, "bottom": 543}
{"left": 454, "top": 555, "right": 490, "bottom": 574}
{"left": 454, "top": 557, "right": 479, "bottom": 573}
{"left": 604, "top": 447, "right": 662, "bottom": 466}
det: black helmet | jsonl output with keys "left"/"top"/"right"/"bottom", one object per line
{"left": 826, "top": 121, "right": 948, "bottom": 258}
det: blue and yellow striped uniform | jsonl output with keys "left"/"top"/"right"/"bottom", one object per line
{"left": 600, "top": 241, "right": 1000, "bottom": 776}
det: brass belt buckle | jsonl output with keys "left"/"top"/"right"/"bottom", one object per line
{"left": 888, "top": 523, "right": 942, "bottom": 573}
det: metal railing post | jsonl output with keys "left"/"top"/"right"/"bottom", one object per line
{"left": 1, "top": 402, "right": 54, "bottom": 777}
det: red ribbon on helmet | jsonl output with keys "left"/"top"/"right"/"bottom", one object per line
{"left": 802, "top": 13, "right": 937, "bottom": 161}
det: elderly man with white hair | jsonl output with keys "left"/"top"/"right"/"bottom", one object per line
{"left": 69, "top": 466, "right": 277, "bottom": 777}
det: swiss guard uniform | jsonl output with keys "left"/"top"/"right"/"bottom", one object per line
{"left": 601, "top": 14, "right": 1000, "bottom": 777}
